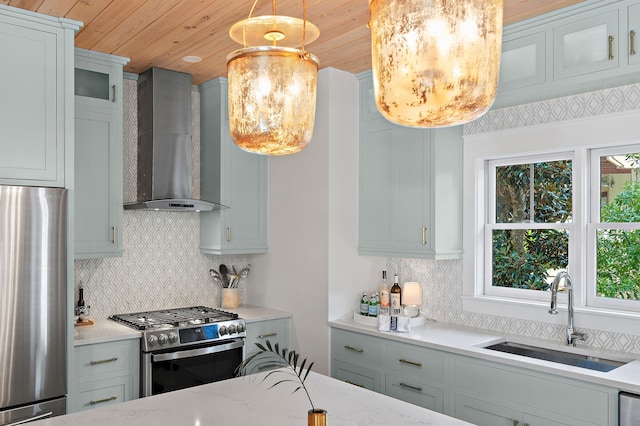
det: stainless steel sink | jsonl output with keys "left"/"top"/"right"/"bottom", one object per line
{"left": 484, "top": 341, "right": 628, "bottom": 372}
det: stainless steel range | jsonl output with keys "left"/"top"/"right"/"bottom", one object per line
{"left": 110, "top": 306, "right": 246, "bottom": 397}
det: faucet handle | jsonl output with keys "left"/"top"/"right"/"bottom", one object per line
{"left": 570, "top": 331, "right": 587, "bottom": 346}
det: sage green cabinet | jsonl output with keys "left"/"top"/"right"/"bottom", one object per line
{"left": 244, "top": 318, "right": 290, "bottom": 372}
{"left": 199, "top": 78, "right": 268, "bottom": 255}
{"left": 629, "top": 2, "right": 640, "bottom": 65}
{"left": 357, "top": 72, "right": 463, "bottom": 259}
{"left": 452, "top": 356, "right": 617, "bottom": 426}
{"left": 69, "top": 339, "right": 140, "bottom": 413}
{"left": 0, "top": 5, "right": 79, "bottom": 186}
{"left": 496, "top": 0, "right": 640, "bottom": 108}
{"left": 330, "top": 327, "right": 619, "bottom": 425}
{"left": 499, "top": 31, "right": 547, "bottom": 93}
{"left": 74, "top": 49, "right": 128, "bottom": 259}
{"left": 553, "top": 10, "right": 619, "bottom": 80}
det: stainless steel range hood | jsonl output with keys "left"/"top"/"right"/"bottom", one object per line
{"left": 124, "top": 67, "right": 227, "bottom": 212}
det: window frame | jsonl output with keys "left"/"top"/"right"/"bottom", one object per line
{"left": 463, "top": 110, "right": 640, "bottom": 335}
{"left": 485, "top": 153, "right": 575, "bottom": 301}
{"left": 587, "top": 144, "right": 640, "bottom": 312}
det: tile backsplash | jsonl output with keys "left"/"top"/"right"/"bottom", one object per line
{"left": 74, "top": 78, "right": 249, "bottom": 319}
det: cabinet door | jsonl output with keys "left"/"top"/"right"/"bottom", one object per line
{"left": 71, "top": 375, "right": 131, "bottom": 413}
{"left": 499, "top": 31, "right": 547, "bottom": 92}
{"left": 385, "top": 373, "right": 444, "bottom": 412}
{"left": 0, "top": 18, "right": 62, "bottom": 185}
{"left": 222, "top": 140, "right": 268, "bottom": 252}
{"left": 75, "top": 109, "right": 123, "bottom": 258}
{"left": 332, "top": 359, "right": 382, "bottom": 392}
{"left": 455, "top": 394, "right": 522, "bottom": 426}
{"left": 359, "top": 120, "right": 429, "bottom": 256}
{"left": 199, "top": 78, "right": 268, "bottom": 255}
{"left": 553, "top": 10, "right": 619, "bottom": 79}
{"left": 629, "top": 3, "right": 640, "bottom": 65}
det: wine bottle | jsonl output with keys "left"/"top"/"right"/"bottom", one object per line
{"left": 379, "top": 270, "right": 390, "bottom": 308}
{"left": 390, "top": 273, "right": 401, "bottom": 330}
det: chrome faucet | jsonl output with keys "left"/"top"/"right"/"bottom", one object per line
{"left": 549, "top": 271, "right": 586, "bottom": 346}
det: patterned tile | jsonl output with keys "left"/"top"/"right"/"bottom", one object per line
{"left": 74, "top": 80, "right": 249, "bottom": 319}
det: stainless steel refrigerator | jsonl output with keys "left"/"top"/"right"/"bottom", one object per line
{"left": 0, "top": 185, "right": 67, "bottom": 425}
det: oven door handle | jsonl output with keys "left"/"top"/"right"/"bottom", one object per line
{"left": 151, "top": 339, "right": 244, "bottom": 362}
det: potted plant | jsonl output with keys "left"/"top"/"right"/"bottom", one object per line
{"left": 235, "top": 340, "right": 326, "bottom": 425}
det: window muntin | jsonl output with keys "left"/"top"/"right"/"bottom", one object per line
{"left": 486, "top": 156, "right": 572, "bottom": 298}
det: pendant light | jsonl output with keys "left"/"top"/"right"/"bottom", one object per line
{"left": 227, "top": 0, "right": 320, "bottom": 155}
{"left": 368, "top": 0, "right": 504, "bottom": 127}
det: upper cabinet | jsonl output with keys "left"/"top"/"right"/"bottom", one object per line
{"left": 0, "top": 5, "right": 80, "bottom": 187}
{"left": 358, "top": 72, "right": 463, "bottom": 260}
{"left": 199, "top": 78, "right": 268, "bottom": 255}
{"left": 74, "top": 48, "right": 129, "bottom": 259}
{"left": 496, "top": 0, "right": 640, "bottom": 108}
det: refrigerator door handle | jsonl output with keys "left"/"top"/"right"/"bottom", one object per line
{"left": 7, "top": 411, "right": 53, "bottom": 425}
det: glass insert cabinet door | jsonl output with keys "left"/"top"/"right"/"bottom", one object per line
{"left": 75, "top": 68, "right": 112, "bottom": 101}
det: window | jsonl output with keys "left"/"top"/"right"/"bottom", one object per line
{"left": 463, "top": 110, "right": 640, "bottom": 334}
{"left": 487, "top": 156, "right": 572, "bottom": 301}
{"left": 588, "top": 146, "right": 640, "bottom": 312}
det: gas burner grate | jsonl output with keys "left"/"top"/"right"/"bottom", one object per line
{"left": 109, "top": 306, "right": 239, "bottom": 331}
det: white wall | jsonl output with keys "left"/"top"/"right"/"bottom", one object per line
{"left": 247, "top": 68, "right": 383, "bottom": 374}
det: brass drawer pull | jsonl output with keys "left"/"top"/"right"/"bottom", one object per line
{"left": 631, "top": 30, "right": 637, "bottom": 56}
{"left": 399, "top": 382, "right": 423, "bottom": 392}
{"left": 399, "top": 358, "right": 423, "bottom": 367}
{"left": 90, "top": 396, "right": 117, "bottom": 405}
{"left": 90, "top": 357, "right": 118, "bottom": 365}
{"left": 258, "top": 332, "right": 277, "bottom": 338}
{"left": 344, "top": 345, "right": 364, "bottom": 353}
{"left": 345, "top": 380, "right": 364, "bottom": 388}
{"left": 422, "top": 227, "right": 427, "bottom": 245}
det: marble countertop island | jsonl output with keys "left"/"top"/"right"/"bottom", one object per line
{"left": 31, "top": 370, "right": 470, "bottom": 426}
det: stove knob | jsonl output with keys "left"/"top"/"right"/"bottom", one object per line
{"left": 158, "top": 334, "right": 168, "bottom": 345}
{"left": 168, "top": 332, "right": 179, "bottom": 344}
{"left": 219, "top": 325, "right": 228, "bottom": 336}
{"left": 227, "top": 324, "right": 237, "bottom": 334}
{"left": 236, "top": 323, "right": 245, "bottom": 333}
{"left": 148, "top": 335, "right": 158, "bottom": 347}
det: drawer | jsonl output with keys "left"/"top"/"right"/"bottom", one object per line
{"left": 332, "top": 359, "right": 382, "bottom": 392}
{"left": 384, "top": 341, "right": 444, "bottom": 382}
{"left": 74, "top": 340, "right": 134, "bottom": 380}
{"left": 332, "top": 329, "right": 383, "bottom": 367}
{"left": 385, "top": 372, "right": 444, "bottom": 412}
{"left": 245, "top": 318, "right": 290, "bottom": 353}
{"left": 71, "top": 375, "right": 132, "bottom": 412}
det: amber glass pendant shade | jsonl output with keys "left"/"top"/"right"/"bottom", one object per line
{"left": 227, "top": 46, "right": 319, "bottom": 155}
{"left": 369, "top": 0, "right": 504, "bottom": 127}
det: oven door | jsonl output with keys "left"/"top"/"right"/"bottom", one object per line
{"left": 142, "top": 338, "right": 244, "bottom": 397}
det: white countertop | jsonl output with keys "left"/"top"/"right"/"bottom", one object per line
{"left": 226, "top": 304, "right": 292, "bottom": 322}
{"left": 73, "top": 319, "right": 140, "bottom": 346}
{"left": 330, "top": 316, "right": 640, "bottom": 394}
{"left": 31, "top": 370, "right": 470, "bottom": 426}
{"left": 73, "top": 305, "right": 291, "bottom": 346}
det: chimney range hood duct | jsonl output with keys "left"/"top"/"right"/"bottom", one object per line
{"left": 124, "top": 67, "right": 227, "bottom": 212}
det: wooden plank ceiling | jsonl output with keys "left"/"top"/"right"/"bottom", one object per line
{"left": 4, "top": 0, "right": 584, "bottom": 85}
